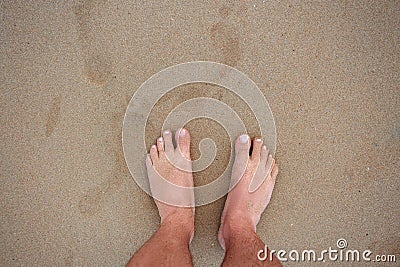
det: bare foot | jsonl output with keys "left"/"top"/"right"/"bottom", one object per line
{"left": 218, "top": 134, "right": 278, "bottom": 250}
{"left": 146, "top": 128, "right": 195, "bottom": 241}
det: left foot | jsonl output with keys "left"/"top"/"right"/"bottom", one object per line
{"left": 146, "top": 128, "right": 195, "bottom": 241}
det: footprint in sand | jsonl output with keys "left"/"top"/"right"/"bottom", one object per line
{"left": 45, "top": 95, "right": 62, "bottom": 137}
{"left": 73, "top": 0, "right": 114, "bottom": 87}
{"left": 210, "top": 3, "right": 248, "bottom": 66}
{"left": 78, "top": 110, "right": 128, "bottom": 216}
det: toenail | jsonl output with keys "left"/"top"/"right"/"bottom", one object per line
{"left": 164, "top": 130, "right": 170, "bottom": 135}
{"left": 158, "top": 137, "right": 163, "bottom": 142}
{"left": 239, "top": 134, "right": 249, "bottom": 143}
{"left": 262, "top": 145, "right": 267, "bottom": 150}
{"left": 179, "top": 128, "right": 187, "bottom": 136}
{"left": 256, "top": 138, "right": 262, "bottom": 143}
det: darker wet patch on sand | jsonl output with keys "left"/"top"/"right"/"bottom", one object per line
{"left": 45, "top": 95, "right": 62, "bottom": 137}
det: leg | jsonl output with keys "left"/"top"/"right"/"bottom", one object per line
{"left": 219, "top": 135, "right": 282, "bottom": 266}
{"left": 126, "top": 216, "right": 193, "bottom": 266}
{"left": 127, "top": 129, "right": 194, "bottom": 267}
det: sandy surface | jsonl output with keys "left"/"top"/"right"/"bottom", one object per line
{"left": 1, "top": 1, "right": 399, "bottom": 266}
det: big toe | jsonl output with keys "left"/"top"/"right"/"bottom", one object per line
{"left": 235, "top": 134, "right": 251, "bottom": 158}
{"left": 175, "top": 128, "right": 191, "bottom": 160}
{"left": 231, "top": 134, "right": 251, "bottom": 182}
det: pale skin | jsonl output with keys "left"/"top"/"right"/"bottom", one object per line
{"left": 126, "top": 129, "right": 282, "bottom": 266}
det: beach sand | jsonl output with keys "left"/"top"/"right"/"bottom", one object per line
{"left": 1, "top": 1, "right": 399, "bottom": 266}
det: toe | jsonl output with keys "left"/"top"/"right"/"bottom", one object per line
{"left": 231, "top": 134, "right": 251, "bottom": 186}
{"left": 260, "top": 145, "right": 269, "bottom": 166}
{"left": 175, "top": 128, "right": 191, "bottom": 160}
{"left": 251, "top": 138, "right": 263, "bottom": 161}
{"left": 258, "top": 162, "right": 278, "bottom": 206}
{"left": 235, "top": 134, "right": 251, "bottom": 155}
{"left": 249, "top": 149, "right": 276, "bottom": 193}
{"left": 248, "top": 145, "right": 269, "bottom": 193}
{"left": 150, "top": 145, "right": 158, "bottom": 162}
{"left": 146, "top": 154, "right": 152, "bottom": 168}
{"left": 270, "top": 162, "right": 278, "bottom": 180}
{"left": 265, "top": 153, "right": 275, "bottom": 176}
{"left": 162, "top": 130, "right": 174, "bottom": 153}
{"left": 157, "top": 137, "right": 164, "bottom": 153}
{"left": 234, "top": 134, "right": 251, "bottom": 165}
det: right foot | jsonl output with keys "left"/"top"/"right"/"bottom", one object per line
{"left": 218, "top": 134, "right": 279, "bottom": 250}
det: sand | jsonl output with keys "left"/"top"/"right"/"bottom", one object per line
{"left": 1, "top": 1, "right": 399, "bottom": 266}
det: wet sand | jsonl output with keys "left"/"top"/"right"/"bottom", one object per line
{"left": 1, "top": 1, "right": 399, "bottom": 266}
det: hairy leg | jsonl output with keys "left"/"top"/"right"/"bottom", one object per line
{"left": 127, "top": 215, "right": 193, "bottom": 266}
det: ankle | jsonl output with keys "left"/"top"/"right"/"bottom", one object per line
{"left": 222, "top": 213, "right": 256, "bottom": 248}
{"left": 161, "top": 211, "right": 194, "bottom": 243}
